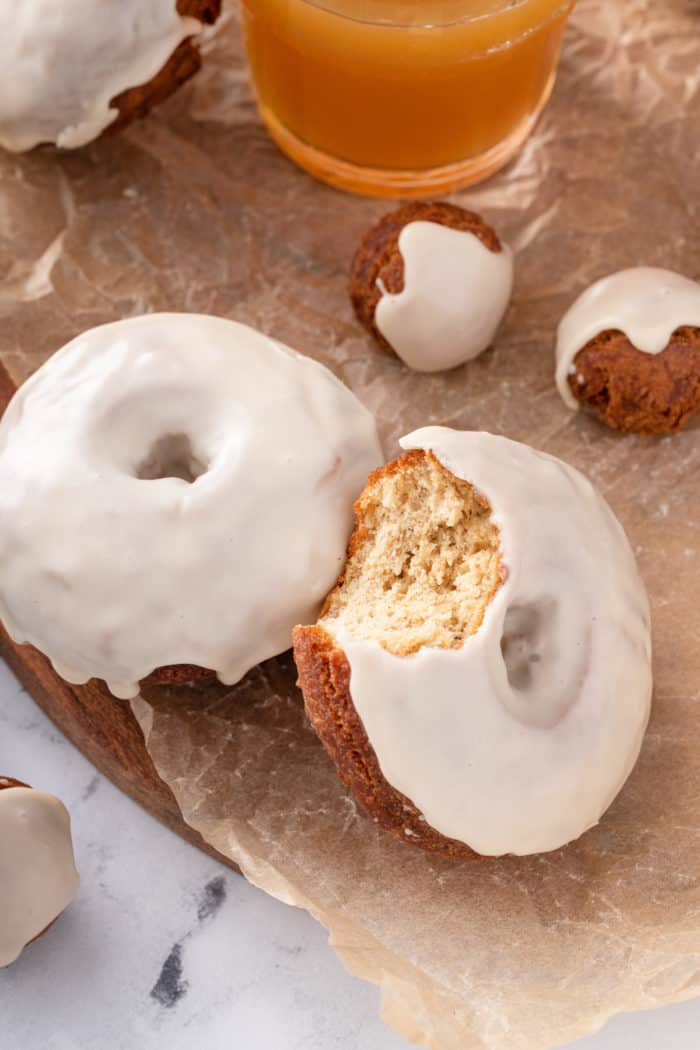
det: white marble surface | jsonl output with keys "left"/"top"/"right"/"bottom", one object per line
{"left": 2, "top": 658, "right": 700, "bottom": 1050}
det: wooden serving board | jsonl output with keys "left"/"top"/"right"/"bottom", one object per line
{"left": 0, "top": 361, "right": 234, "bottom": 871}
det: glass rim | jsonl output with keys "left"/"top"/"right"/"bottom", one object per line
{"left": 292, "top": 0, "right": 573, "bottom": 30}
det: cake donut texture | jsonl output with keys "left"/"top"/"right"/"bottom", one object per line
{"left": 294, "top": 428, "right": 652, "bottom": 859}
{"left": 556, "top": 267, "right": 700, "bottom": 434}
{"left": 0, "top": 314, "right": 382, "bottom": 698}
{"left": 350, "top": 202, "right": 513, "bottom": 373}
{"left": 0, "top": 0, "right": 221, "bottom": 152}
{"left": 0, "top": 778, "right": 79, "bottom": 967}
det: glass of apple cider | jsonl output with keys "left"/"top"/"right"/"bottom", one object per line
{"left": 240, "top": 0, "right": 575, "bottom": 198}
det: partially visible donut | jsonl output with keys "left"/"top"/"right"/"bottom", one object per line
{"left": 556, "top": 268, "right": 700, "bottom": 435}
{"left": 0, "top": 779, "right": 79, "bottom": 966}
{"left": 0, "top": 314, "right": 382, "bottom": 699}
{"left": 0, "top": 0, "right": 222, "bottom": 152}
{"left": 294, "top": 428, "right": 652, "bottom": 859}
{"left": 350, "top": 202, "right": 513, "bottom": 373}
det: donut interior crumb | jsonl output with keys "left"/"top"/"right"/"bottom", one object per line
{"left": 319, "top": 450, "right": 503, "bottom": 656}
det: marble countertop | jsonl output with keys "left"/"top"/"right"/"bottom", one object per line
{"left": 2, "top": 657, "right": 700, "bottom": 1050}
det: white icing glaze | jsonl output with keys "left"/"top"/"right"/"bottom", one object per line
{"left": 0, "top": 1, "right": 204, "bottom": 152}
{"left": 335, "top": 427, "right": 652, "bottom": 857}
{"left": 556, "top": 267, "right": 700, "bottom": 409}
{"left": 0, "top": 314, "right": 382, "bottom": 698}
{"left": 0, "top": 787, "right": 79, "bottom": 967}
{"left": 373, "top": 221, "right": 514, "bottom": 373}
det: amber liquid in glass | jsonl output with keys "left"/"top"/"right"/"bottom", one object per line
{"left": 242, "top": 0, "right": 574, "bottom": 197}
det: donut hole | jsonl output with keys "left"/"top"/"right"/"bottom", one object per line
{"left": 500, "top": 599, "right": 586, "bottom": 727}
{"left": 500, "top": 602, "right": 556, "bottom": 692}
{"left": 136, "top": 433, "right": 208, "bottom": 484}
{"left": 319, "top": 449, "right": 503, "bottom": 654}
{"left": 569, "top": 327, "right": 700, "bottom": 435}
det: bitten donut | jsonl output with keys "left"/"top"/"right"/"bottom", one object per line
{"left": 294, "top": 428, "right": 652, "bottom": 859}
{"left": 0, "top": 0, "right": 221, "bottom": 152}
{"left": 556, "top": 267, "right": 700, "bottom": 434}
{"left": 350, "top": 202, "right": 513, "bottom": 373}
{"left": 0, "top": 314, "right": 382, "bottom": 698}
{"left": 0, "top": 777, "right": 79, "bottom": 967}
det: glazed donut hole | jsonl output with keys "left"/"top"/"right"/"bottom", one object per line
{"left": 318, "top": 449, "right": 503, "bottom": 655}
{"left": 0, "top": 0, "right": 223, "bottom": 153}
{"left": 349, "top": 201, "right": 513, "bottom": 373}
{"left": 0, "top": 778, "right": 80, "bottom": 965}
{"left": 350, "top": 201, "right": 504, "bottom": 353}
{"left": 555, "top": 269, "right": 700, "bottom": 435}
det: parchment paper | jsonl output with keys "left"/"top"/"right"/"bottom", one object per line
{"left": 2, "top": 2, "right": 700, "bottom": 1048}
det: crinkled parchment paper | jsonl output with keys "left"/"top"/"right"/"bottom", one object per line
{"left": 2, "top": 2, "right": 700, "bottom": 1048}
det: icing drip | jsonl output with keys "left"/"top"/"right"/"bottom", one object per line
{"left": 555, "top": 267, "right": 700, "bottom": 409}
{"left": 374, "top": 221, "right": 513, "bottom": 373}
{"left": 336, "top": 428, "right": 652, "bottom": 857}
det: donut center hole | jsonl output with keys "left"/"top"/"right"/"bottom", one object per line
{"left": 500, "top": 602, "right": 555, "bottom": 692}
{"left": 500, "top": 598, "right": 587, "bottom": 728}
{"left": 136, "top": 433, "right": 207, "bottom": 484}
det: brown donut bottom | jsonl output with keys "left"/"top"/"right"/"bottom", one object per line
{"left": 142, "top": 663, "right": 217, "bottom": 688}
{"left": 0, "top": 776, "right": 30, "bottom": 790}
{"left": 568, "top": 326, "right": 700, "bottom": 435}
{"left": 293, "top": 625, "right": 480, "bottom": 860}
{"left": 9, "top": 641, "right": 217, "bottom": 695}
{"left": 350, "top": 201, "right": 503, "bottom": 355}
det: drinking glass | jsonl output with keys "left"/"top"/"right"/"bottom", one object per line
{"left": 241, "top": 0, "right": 576, "bottom": 197}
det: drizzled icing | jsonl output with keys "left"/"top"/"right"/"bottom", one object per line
{"left": 335, "top": 428, "right": 652, "bottom": 857}
{"left": 0, "top": 786, "right": 79, "bottom": 967}
{"left": 0, "top": 1, "right": 205, "bottom": 152}
{"left": 373, "top": 221, "right": 514, "bottom": 373}
{"left": 556, "top": 267, "right": 700, "bottom": 408}
{"left": 0, "top": 314, "right": 382, "bottom": 698}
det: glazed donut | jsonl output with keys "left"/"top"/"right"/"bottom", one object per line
{"left": 555, "top": 267, "right": 700, "bottom": 434}
{"left": 350, "top": 202, "right": 513, "bottom": 373}
{"left": 294, "top": 428, "right": 653, "bottom": 858}
{"left": 0, "top": 314, "right": 382, "bottom": 698}
{"left": 0, "top": 0, "right": 221, "bottom": 153}
{"left": 0, "top": 778, "right": 79, "bottom": 967}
